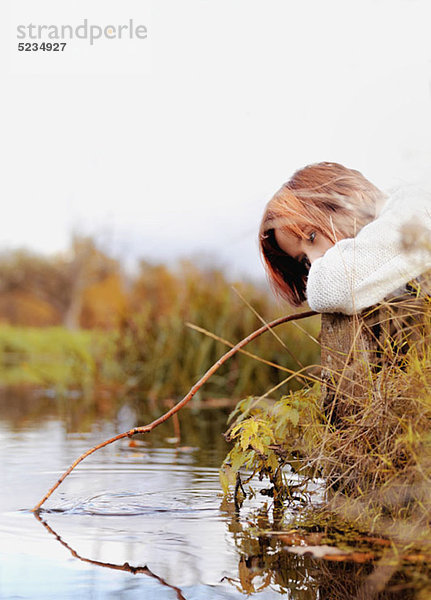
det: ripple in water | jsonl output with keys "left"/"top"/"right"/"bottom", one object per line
{"left": 43, "top": 488, "right": 222, "bottom": 517}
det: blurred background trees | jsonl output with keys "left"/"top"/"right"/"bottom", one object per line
{"left": 0, "top": 235, "right": 321, "bottom": 398}
{"left": 0, "top": 235, "right": 125, "bottom": 329}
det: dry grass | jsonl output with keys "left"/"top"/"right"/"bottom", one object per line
{"left": 223, "top": 270, "right": 431, "bottom": 547}
{"left": 307, "top": 275, "right": 431, "bottom": 541}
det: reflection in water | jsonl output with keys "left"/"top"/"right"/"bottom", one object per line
{"left": 34, "top": 512, "right": 187, "bottom": 600}
{"left": 1, "top": 387, "right": 431, "bottom": 599}
{"left": 221, "top": 501, "right": 431, "bottom": 599}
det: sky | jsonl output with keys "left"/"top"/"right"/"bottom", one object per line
{"left": 1, "top": 0, "right": 431, "bottom": 283}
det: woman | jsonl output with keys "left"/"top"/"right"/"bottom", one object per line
{"left": 259, "top": 162, "right": 431, "bottom": 314}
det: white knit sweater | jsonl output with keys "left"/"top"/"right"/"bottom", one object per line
{"left": 306, "top": 184, "right": 431, "bottom": 315}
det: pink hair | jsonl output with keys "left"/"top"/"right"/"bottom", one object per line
{"left": 258, "top": 162, "right": 387, "bottom": 306}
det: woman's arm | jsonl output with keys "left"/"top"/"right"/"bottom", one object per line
{"left": 305, "top": 188, "right": 431, "bottom": 315}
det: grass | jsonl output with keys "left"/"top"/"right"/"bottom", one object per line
{"left": 221, "top": 275, "right": 431, "bottom": 551}
{"left": 114, "top": 275, "right": 321, "bottom": 402}
{"left": 0, "top": 282, "right": 321, "bottom": 401}
{"left": 316, "top": 293, "right": 431, "bottom": 524}
{"left": 0, "top": 260, "right": 322, "bottom": 401}
{"left": 0, "top": 325, "right": 119, "bottom": 392}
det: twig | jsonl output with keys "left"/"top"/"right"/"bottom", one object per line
{"left": 32, "top": 309, "right": 316, "bottom": 512}
{"left": 34, "top": 513, "right": 187, "bottom": 600}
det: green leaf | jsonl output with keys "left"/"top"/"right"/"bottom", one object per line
{"left": 251, "top": 437, "right": 265, "bottom": 455}
{"left": 285, "top": 408, "right": 300, "bottom": 427}
{"left": 240, "top": 427, "right": 250, "bottom": 451}
{"left": 248, "top": 420, "right": 258, "bottom": 435}
{"left": 227, "top": 396, "right": 253, "bottom": 424}
{"left": 231, "top": 447, "right": 246, "bottom": 472}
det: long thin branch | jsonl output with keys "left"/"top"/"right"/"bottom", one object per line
{"left": 32, "top": 309, "right": 316, "bottom": 512}
{"left": 185, "top": 322, "right": 360, "bottom": 394}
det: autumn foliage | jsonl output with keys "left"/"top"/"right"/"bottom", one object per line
{"left": 0, "top": 236, "right": 126, "bottom": 329}
{"left": 0, "top": 235, "right": 321, "bottom": 396}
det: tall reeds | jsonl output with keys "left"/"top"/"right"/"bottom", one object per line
{"left": 116, "top": 260, "right": 321, "bottom": 401}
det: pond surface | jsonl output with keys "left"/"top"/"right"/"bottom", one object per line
{"left": 0, "top": 388, "right": 429, "bottom": 599}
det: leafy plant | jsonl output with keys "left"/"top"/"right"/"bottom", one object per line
{"left": 220, "top": 286, "right": 431, "bottom": 561}
{"left": 219, "top": 384, "right": 322, "bottom": 504}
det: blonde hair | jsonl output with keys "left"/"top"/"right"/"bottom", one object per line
{"left": 259, "top": 161, "right": 388, "bottom": 306}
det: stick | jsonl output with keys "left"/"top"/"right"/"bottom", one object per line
{"left": 34, "top": 513, "right": 187, "bottom": 600}
{"left": 32, "top": 309, "right": 316, "bottom": 512}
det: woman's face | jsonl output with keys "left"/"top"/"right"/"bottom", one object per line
{"left": 274, "top": 227, "right": 333, "bottom": 266}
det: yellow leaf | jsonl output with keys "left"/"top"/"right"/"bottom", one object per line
{"left": 219, "top": 468, "right": 230, "bottom": 495}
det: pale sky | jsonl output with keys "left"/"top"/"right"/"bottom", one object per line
{"left": 1, "top": 0, "right": 431, "bottom": 283}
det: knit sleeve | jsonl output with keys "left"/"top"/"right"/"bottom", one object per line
{"left": 305, "top": 191, "right": 431, "bottom": 315}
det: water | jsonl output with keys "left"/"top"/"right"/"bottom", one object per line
{"left": 0, "top": 389, "right": 280, "bottom": 599}
{"left": 0, "top": 388, "right": 429, "bottom": 599}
